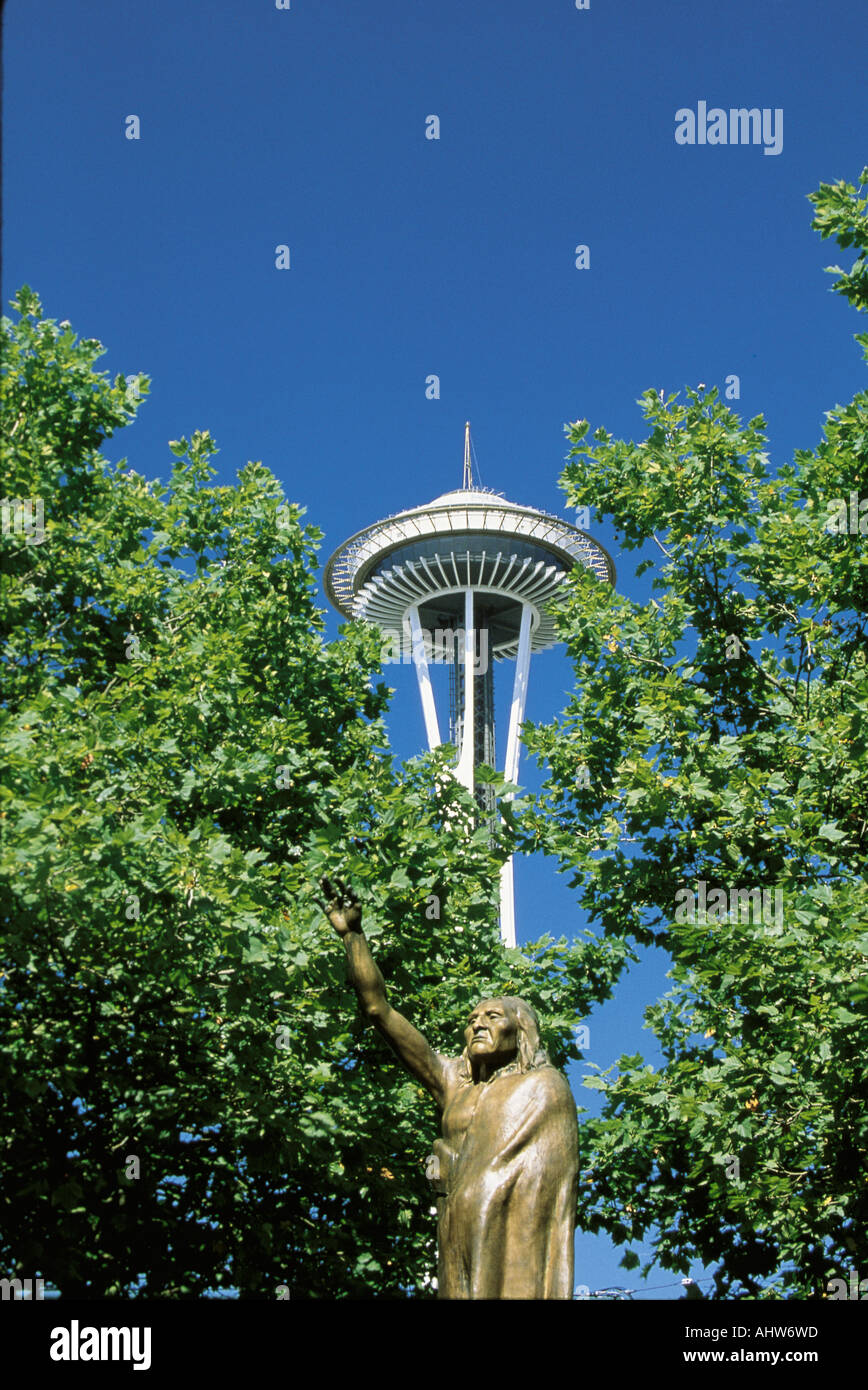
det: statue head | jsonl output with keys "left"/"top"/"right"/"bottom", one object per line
{"left": 459, "top": 996, "right": 549, "bottom": 1081}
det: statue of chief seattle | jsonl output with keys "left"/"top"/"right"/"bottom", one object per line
{"left": 322, "top": 879, "right": 579, "bottom": 1299}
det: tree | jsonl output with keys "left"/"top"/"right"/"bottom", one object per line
{"left": 519, "top": 170, "right": 868, "bottom": 1298}
{"left": 0, "top": 288, "right": 624, "bottom": 1297}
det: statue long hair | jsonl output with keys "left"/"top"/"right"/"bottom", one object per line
{"left": 456, "top": 996, "right": 550, "bottom": 1083}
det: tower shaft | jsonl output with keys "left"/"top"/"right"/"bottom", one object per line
{"left": 449, "top": 610, "right": 496, "bottom": 821}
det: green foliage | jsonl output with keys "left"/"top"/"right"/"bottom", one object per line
{"left": 809, "top": 166, "right": 868, "bottom": 354}
{"left": 0, "top": 289, "right": 623, "bottom": 1297}
{"left": 519, "top": 175, "right": 868, "bottom": 1298}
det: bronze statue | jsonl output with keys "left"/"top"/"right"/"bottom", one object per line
{"left": 322, "top": 880, "right": 579, "bottom": 1299}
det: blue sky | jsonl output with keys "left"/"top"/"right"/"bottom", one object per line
{"left": 4, "top": 0, "right": 867, "bottom": 1299}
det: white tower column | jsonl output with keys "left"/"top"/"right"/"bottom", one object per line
{"left": 498, "top": 602, "right": 532, "bottom": 948}
{"left": 503, "top": 603, "right": 532, "bottom": 788}
{"left": 408, "top": 604, "right": 441, "bottom": 750}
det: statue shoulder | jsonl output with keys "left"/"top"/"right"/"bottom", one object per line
{"left": 524, "top": 1063, "right": 577, "bottom": 1111}
{"left": 439, "top": 1053, "right": 467, "bottom": 1097}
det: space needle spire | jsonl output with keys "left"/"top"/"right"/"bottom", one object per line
{"left": 462, "top": 421, "right": 473, "bottom": 490}
{"left": 324, "top": 426, "right": 615, "bottom": 946}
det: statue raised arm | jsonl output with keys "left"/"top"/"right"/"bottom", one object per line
{"left": 322, "top": 877, "right": 451, "bottom": 1105}
{"left": 320, "top": 877, "right": 579, "bottom": 1300}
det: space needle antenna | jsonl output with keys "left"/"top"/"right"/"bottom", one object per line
{"left": 463, "top": 421, "right": 473, "bottom": 490}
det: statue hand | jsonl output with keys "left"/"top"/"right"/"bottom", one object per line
{"left": 321, "top": 877, "right": 362, "bottom": 936}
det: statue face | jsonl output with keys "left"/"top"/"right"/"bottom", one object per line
{"left": 465, "top": 999, "right": 518, "bottom": 1065}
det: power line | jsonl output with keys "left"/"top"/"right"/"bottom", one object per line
{"left": 575, "top": 1274, "right": 717, "bottom": 1300}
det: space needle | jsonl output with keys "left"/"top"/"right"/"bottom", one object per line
{"left": 324, "top": 424, "right": 615, "bottom": 946}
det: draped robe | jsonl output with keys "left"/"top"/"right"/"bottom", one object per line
{"left": 430, "top": 1061, "right": 578, "bottom": 1299}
